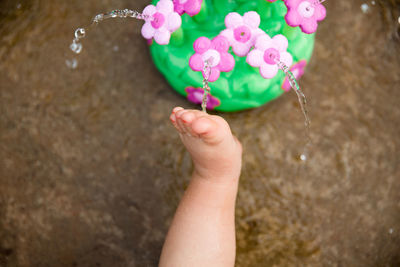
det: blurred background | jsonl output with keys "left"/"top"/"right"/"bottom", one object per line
{"left": 0, "top": 0, "right": 399, "bottom": 266}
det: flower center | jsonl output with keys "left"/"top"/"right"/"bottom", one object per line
{"left": 233, "top": 26, "right": 251, "bottom": 43}
{"left": 201, "top": 49, "right": 221, "bottom": 68}
{"left": 194, "top": 91, "right": 204, "bottom": 102}
{"left": 298, "top": 1, "right": 315, "bottom": 18}
{"left": 263, "top": 48, "right": 280, "bottom": 65}
{"left": 151, "top": 12, "right": 165, "bottom": 29}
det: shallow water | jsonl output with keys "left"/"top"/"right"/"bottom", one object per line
{"left": 1, "top": 0, "right": 400, "bottom": 266}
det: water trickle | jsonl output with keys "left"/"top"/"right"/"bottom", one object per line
{"left": 306, "top": 0, "right": 326, "bottom": 10}
{"left": 70, "top": 9, "right": 152, "bottom": 55}
{"left": 201, "top": 59, "right": 213, "bottom": 113}
{"left": 276, "top": 60, "right": 311, "bottom": 161}
{"left": 65, "top": 58, "right": 78, "bottom": 69}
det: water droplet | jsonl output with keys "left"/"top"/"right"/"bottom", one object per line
{"left": 70, "top": 42, "right": 82, "bottom": 54}
{"left": 94, "top": 14, "right": 104, "bottom": 23}
{"left": 300, "top": 154, "right": 307, "bottom": 161}
{"left": 389, "top": 228, "right": 394, "bottom": 234}
{"left": 113, "top": 45, "right": 119, "bottom": 52}
{"left": 65, "top": 58, "right": 78, "bottom": 69}
{"left": 75, "top": 28, "right": 86, "bottom": 39}
{"left": 398, "top": 16, "right": 400, "bottom": 24}
{"left": 361, "top": 3, "right": 369, "bottom": 13}
{"left": 371, "top": 0, "right": 376, "bottom": 5}
{"left": 16, "top": 3, "right": 21, "bottom": 9}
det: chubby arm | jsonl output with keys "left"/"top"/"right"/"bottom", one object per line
{"left": 159, "top": 174, "right": 239, "bottom": 267}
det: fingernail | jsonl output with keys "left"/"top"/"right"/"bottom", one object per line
{"left": 173, "top": 107, "right": 183, "bottom": 113}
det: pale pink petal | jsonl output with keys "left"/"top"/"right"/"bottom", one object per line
{"left": 272, "top": 34, "right": 289, "bottom": 52}
{"left": 280, "top": 51, "right": 293, "bottom": 67}
{"left": 167, "top": 12, "right": 182, "bottom": 31}
{"left": 286, "top": 0, "right": 303, "bottom": 8}
{"left": 260, "top": 63, "right": 278, "bottom": 79}
{"left": 285, "top": 9, "right": 301, "bottom": 27}
{"left": 220, "top": 29, "right": 235, "bottom": 46}
{"left": 252, "top": 28, "right": 265, "bottom": 41}
{"left": 255, "top": 34, "right": 272, "bottom": 50}
{"left": 300, "top": 19, "right": 318, "bottom": 34}
{"left": 243, "top": 11, "right": 260, "bottom": 29}
{"left": 232, "top": 42, "right": 251, "bottom": 57}
{"left": 315, "top": 5, "right": 327, "bottom": 21}
{"left": 189, "top": 53, "right": 204, "bottom": 71}
{"left": 157, "top": 0, "right": 174, "bottom": 13}
{"left": 143, "top": 5, "right": 157, "bottom": 18}
{"left": 154, "top": 30, "right": 171, "bottom": 45}
{"left": 141, "top": 22, "right": 155, "bottom": 39}
{"left": 246, "top": 49, "right": 264, "bottom": 67}
{"left": 218, "top": 52, "right": 235, "bottom": 72}
{"left": 206, "top": 68, "right": 220, "bottom": 82}
{"left": 225, "top": 12, "right": 243, "bottom": 29}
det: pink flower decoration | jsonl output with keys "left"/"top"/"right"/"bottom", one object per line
{"left": 189, "top": 35, "right": 235, "bottom": 82}
{"left": 185, "top": 87, "right": 220, "bottom": 109}
{"left": 173, "top": 0, "right": 203, "bottom": 16}
{"left": 220, "top": 12, "right": 264, "bottom": 57}
{"left": 282, "top": 60, "right": 307, "bottom": 91}
{"left": 141, "top": 0, "right": 182, "bottom": 45}
{"left": 284, "top": 0, "right": 326, "bottom": 34}
{"left": 246, "top": 34, "right": 293, "bottom": 79}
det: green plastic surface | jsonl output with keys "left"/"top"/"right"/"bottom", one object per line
{"left": 149, "top": 0, "right": 315, "bottom": 112}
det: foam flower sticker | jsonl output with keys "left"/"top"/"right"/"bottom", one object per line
{"left": 282, "top": 60, "right": 307, "bottom": 91}
{"left": 284, "top": 0, "right": 326, "bottom": 34}
{"left": 220, "top": 11, "right": 264, "bottom": 57}
{"left": 173, "top": 0, "right": 203, "bottom": 16}
{"left": 189, "top": 36, "right": 235, "bottom": 82}
{"left": 246, "top": 34, "right": 293, "bottom": 79}
{"left": 185, "top": 87, "right": 220, "bottom": 109}
{"left": 141, "top": 0, "right": 182, "bottom": 45}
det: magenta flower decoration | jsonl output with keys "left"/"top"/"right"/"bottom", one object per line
{"left": 189, "top": 35, "right": 235, "bottom": 82}
{"left": 220, "top": 11, "right": 264, "bottom": 57}
{"left": 185, "top": 87, "right": 220, "bottom": 109}
{"left": 141, "top": 0, "right": 182, "bottom": 45}
{"left": 246, "top": 34, "right": 293, "bottom": 79}
{"left": 284, "top": 0, "right": 326, "bottom": 34}
{"left": 282, "top": 60, "right": 307, "bottom": 91}
{"left": 173, "top": 0, "right": 203, "bottom": 16}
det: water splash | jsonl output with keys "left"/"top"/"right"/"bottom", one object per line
{"left": 276, "top": 60, "right": 311, "bottom": 161}
{"left": 70, "top": 9, "right": 152, "bottom": 55}
{"left": 201, "top": 59, "right": 213, "bottom": 113}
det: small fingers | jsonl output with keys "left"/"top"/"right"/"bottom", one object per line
{"left": 180, "top": 111, "right": 198, "bottom": 137}
{"left": 170, "top": 112, "right": 183, "bottom": 133}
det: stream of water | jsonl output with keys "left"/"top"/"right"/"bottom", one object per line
{"left": 69, "top": 8, "right": 312, "bottom": 159}
{"left": 276, "top": 60, "right": 311, "bottom": 161}
{"left": 70, "top": 9, "right": 150, "bottom": 55}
